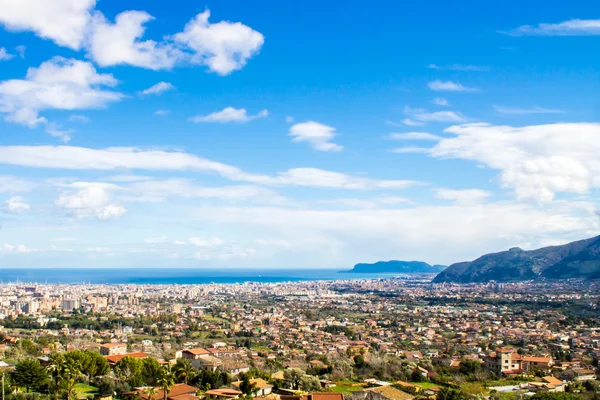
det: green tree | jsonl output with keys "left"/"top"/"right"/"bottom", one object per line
{"left": 12, "top": 359, "right": 48, "bottom": 393}
{"left": 239, "top": 376, "right": 257, "bottom": 396}
{"left": 174, "top": 360, "right": 196, "bottom": 385}
{"left": 437, "top": 387, "right": 464, "bottom": 400}
{"left": 157, "top": 367, "right": 176, "bottom": 400}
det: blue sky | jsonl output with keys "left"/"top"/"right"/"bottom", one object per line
{"left": 0, "top": 0, "right": 599, "bottom": 269}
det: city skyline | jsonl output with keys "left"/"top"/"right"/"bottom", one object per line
{"left": 0, "top": 1, "right": 599, "bottom": 268}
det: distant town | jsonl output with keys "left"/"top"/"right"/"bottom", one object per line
{"left": 1, "top": 277, "right": 599, "bottom": 400}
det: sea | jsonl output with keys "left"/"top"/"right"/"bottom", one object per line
{"left": 0, "top": 268, "right": 406, "bottom": 285}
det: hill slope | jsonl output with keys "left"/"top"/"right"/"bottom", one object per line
{"left": 347, "top": 260, "right": 446, "bottom": 274}
{"left": 433, "top": 236, "right": 600, "bottom": 283}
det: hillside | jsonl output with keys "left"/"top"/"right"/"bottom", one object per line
{"left": 346, "top": 260, "right": 446, "bottom": 274}
{"left": 433, "top": 236, "right": 600, "bottom": 283}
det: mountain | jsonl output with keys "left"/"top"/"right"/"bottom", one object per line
{"left": 346, "top": 260, "right": 446, "bottom": 274}
{"left": 433, "top": 235, "right": 600, "bottom": 283}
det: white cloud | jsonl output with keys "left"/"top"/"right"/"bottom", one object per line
{"left": 46, "top": 123, "right": 73, "bottom": 143}
{"left": 404, "top": 106, "right": 467, "bottom": 123}
{"left": 155, "top": 110, "right": 169, "bottom": 116}
{"left": 0, "top": 0, "right": 95, "bottom": 49}
{"left": 0, "top": 47, "right": 14, "bottom": 60}
{"left": 389, "top": 132, "right": 441, "bottom": 141}
{"left": 55, "top": 184, "right": 126, "bottom": 220}
{"left": 2, "top": 196, "right": 30, "bottom": 213}
{"left": 431, "top": 122, "right": 600, "bottom": 202}
{"left": 433, "top": 97, "right": 449, "bottom": 106}
{"left": 190, "top": 107, "right": 268, "bottom": 123}
{"left": 427, "top": 63, "right": 489, "bottom": 71}
{"left": 428, "top": 80, "right": 478, "bottom": 92}
{"left": 0, "top": 176, "right": 35, "bottom": 192}
{"left": 289, "top": 121, "right": 342, "bottom": 152}
{"left": 0, "top": 56, "right": 122, "bottom": 128}
{"left": 189, "top": 236, "right": 225, "bottom": 247}
{"left": 502, "top": 19, "right": 600, "bottom": 36}
{"left": 285, "top": 116, "right": 294, "bottom": 123}
{"left": 1, "top": 243, "right": 34, "bottom": 253}
{"left": 144, "top": 236, "right": 168, "bottom": 244}
{"left": 494, "top": 105, "right": 564, "bottom": 115}
{"left": 274, "top": 168, "right": 418, "bottom": 189}
{"left": 88, "top": 10, "right": 183, "bottom": 70}
{"left": 68, "top": 114, "right": 90, "bottom": 123}
{"left": 435, "top": 188, "right": 492, "bottom": 205}
{"left": 0, "top": 145, "right": 418, "bottom": 190}
{"left": 193, "top": 200, "right": 599, "bottom": 265}
{"left": 392, "top": 147, "right": 430, "bottom": 154}
{"left": 173, "top": 10, "right": 264, "bottom": 75}
{"left": 15, "top": 45, "right": 25, "bottom": 58}
{"left": 141, "top": 81, "right": 175, "bottom": 96}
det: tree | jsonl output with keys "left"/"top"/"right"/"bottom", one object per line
{"left": 459, "top": 360, "right": 482, "bottom": 376}
{"left": 239, "top": 376, "right": 257, "bottom": 396}
{"left": 144, "top": 386, "right": 159, "bottom": 400}
{"left": 174, "top": 359, "right": 196, "bottom": 385}
{"left": 300, "top": 375, "right": 321, "bottom": 392}
{"left": 437, "top": 387, "right": 464, "bottom": 400}
{"left": 283, "top": 369, "right": 304, "bottom": 390}
{"left": 12, "top": 359, "right": 48, "bottom": 393}
{"left": 157, "top": 367, "right": 176, "bottom": 400}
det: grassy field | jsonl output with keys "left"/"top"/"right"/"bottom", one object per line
{"left": 73, "top": 383, "right": 98, "bottom": 399}
{"left": 330, "top": 384, "right": 366, "bottom": 394}
{"left": 412, "top": 382, "right": 441, "bottom": 390}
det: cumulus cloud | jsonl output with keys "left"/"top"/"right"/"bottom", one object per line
{"left": 431, "top": 122, "right": 600, "bottom": 202}
{"left": 88, "top": 11, "right": 183, "bottom": 70}
{"left": 428, "top": 80, "right": 478, "bottom": 92}
{"left": 140, "top": 81, "right": 175, "bottom": 96}
{"left": 55, "top": 184, "right": 126, "bottom": 220}
{"left": 190, "top": 107, "right": 268, "bottom": 123}
{"left": 289, "top": 121, "right": 342, "bottom": 152}
{"left": 0, "top": 0, "right": 96, "bottom": 49}
{"left": 0, "top": 56, "right": 122, "bottom": 127}
{"left": 0, "top": 2, "right": 263, "bottom": 75}
{"left": 502, "top": 19, "right": 600, "bottom": 36}
{"left": 2, "top": 196, "right": 30, "bottom": 213}
{"left": 173, "top": 10, "right": 265, "bottom": 75}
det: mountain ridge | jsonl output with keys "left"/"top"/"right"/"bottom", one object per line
{"left": 346, "top": 260, "right": 446, "bottom": 274}
{"left": 433, "top": 235, "right": 600, "bottom": 283}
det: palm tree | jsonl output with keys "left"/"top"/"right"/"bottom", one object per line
{"left": 157, "top": 367, "right": 176, "bottom": 400}
{"left": 174, "top": 360, "right": 196, "bottom": 385}
{"left": 144, "top": 386, "right": 159, "bottom": 400}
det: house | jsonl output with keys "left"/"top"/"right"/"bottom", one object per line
{"left": 282, "top": 394, "right": 344, "bottom": 400}
{"left": 105, "top": 352, "right": 149, "bottom": 365}
{"left": 353, "top": 386, "right": 415, "bottom": 400}
{"left": 182, "top": 348, "right": 211, "bottom": 360}
{"left": 232, "top": 378, "right": 273, "bottom": 396}
{"left": 573, "top": 368, "right": 596, "bottom": 381}
{"left": 484, "top": 349, "right": 553, "bottom": 375}
{"left": 205, "top": 388, "right": 242, "bottom": 400}
{"left": 129, "top": 384, "right": 199, "bottom": 400}
{"left": 100, "top": 343, "right": 127, "bottom": 356}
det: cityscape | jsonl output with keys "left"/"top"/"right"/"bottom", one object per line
{"left": 0, "top": 1, "right": 599, "bottom": 400}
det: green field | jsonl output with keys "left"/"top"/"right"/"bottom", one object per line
{"left": 412, "top": 382, "right": 441, "bottom": 390}
{"left": 73, "top": 383, "right": 98, "bottom": 399}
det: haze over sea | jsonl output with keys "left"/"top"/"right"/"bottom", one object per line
{"left": 0, "top": 268, "right": 400, "bottom": 285}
